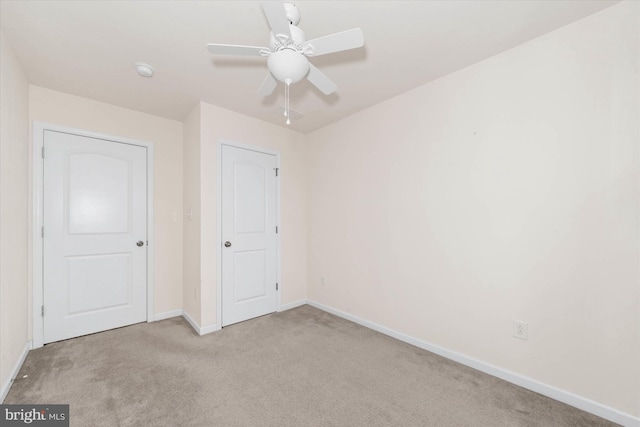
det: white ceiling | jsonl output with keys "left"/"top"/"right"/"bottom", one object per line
{"left": 1, "top": 0, "right": 619, "bottom": 134}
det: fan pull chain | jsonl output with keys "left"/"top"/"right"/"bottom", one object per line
{"left": 285, "top": 79, "right": 292, "bottom": 125}
{"left": 283, "top": 84, "right": 287, "bottom": 117}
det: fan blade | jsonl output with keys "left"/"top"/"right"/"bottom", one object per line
{"left": 304, "top": 28, "right": 364, "bottom": 57}
{"left": 259, "top": 73, "right": 278, "bottom": 96}
{"left": 307, "top": 63, "right": 337, "bottom": 95}
{"left": 261, "top": 2, "right": 292, "bottom": 44}
{"left": 207, "top": 43, "right": 269, "bottom": 57}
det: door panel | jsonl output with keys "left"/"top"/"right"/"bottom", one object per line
{"left": 234, "top": 162, "right": 267, "bottom": 234}
{"left": 222, "top": 145, "right": 277, "bottom": 327}
{"left": 43, "top": 130, "right": 147, "bottom": 343}
{"left": 67, "top": 253, "right": 131, "bottom": 314}
{"left": 233, "top": 250, "right": 267, "bottom": 302}
{"left": 68, "top": 153, "right": 130, "bottom": 234}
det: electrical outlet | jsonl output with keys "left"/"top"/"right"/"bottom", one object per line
{"left": 513, "top": 320, "right": 528, "bottom": 340}
{"left": 320, "top": 276, "right": 325, "bottom": 286}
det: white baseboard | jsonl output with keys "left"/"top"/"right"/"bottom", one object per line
{"left": 182, "top": 310, "right": 201, "bottom": 334}
{"left": 306, "top": 300, "right": 639, "bottom": 427}
{"left": 199, "top": 323, "right": 220, "bottom": 335}
{"left": 280, "top": 299, "right": 307, "bottom": 311}
{"left": 182, "top": 310, "right": 219, "bottom": 336}
{"left": 0, "top": 341, "right": 32, "bottom": 403}
{"left": 153, "top": 309, "right": 183, "bottom": 321}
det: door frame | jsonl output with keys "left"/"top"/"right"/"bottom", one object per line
{"left": 216, "top": 139, "right": 281, "bottom": 329}
{"left": 32, "top": 122, "right": 155, "bottom": 349}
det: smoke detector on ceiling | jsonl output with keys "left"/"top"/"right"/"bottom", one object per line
{"left": 134, "top": 62, "right": 155, "bottom": 78}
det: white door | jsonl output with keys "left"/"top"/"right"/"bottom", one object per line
{"left": 43, "top": 130, "right": 147, "bottom": 343}
{"left": 221, "top": 144, "right": 278, "bottom": 327}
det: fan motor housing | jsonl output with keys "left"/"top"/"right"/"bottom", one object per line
{"left": 270, "top": 25, "right": 306, "bottom": 51}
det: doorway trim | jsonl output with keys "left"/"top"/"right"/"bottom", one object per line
{"left": 216, "top": 139, "right": 281, "bottom": 329}
{"left": 32, "top": 122, "right": 155, "bottom": 349}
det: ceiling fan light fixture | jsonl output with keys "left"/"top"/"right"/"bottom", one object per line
{"left": 206, "top": 2, "right": 365, "bottom": 126}
{"left": 267, "top": 49, "right": 309, "bottom": 84}
{"left": 134, "top": 62, "right": 155, "bottom": 78}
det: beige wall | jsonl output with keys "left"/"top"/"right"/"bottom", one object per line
{"left": 2, "top": 1, "right": 636, "bottom": 420}
{"left": 29, "top": 86, "right": 184, "bottom": 321}
{"left": 182, "top": 103, "right": 201, "bottom": 322}
{"left": 193, "top": 101, "right": 307, "bottom": 328}
{"left": 0, "top": 29, "right": 29, "bottom": 398}
{"left": 305, "top": 1, "right": 639, "bottom": 417}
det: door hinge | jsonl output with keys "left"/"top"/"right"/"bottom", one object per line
{"left": 41, "top": 147, "right": 45, "bottom": 158}
{"left": 276, "top": 283, "right": 279, "bottom": 291}
{"left": 41, "top": 226, "right": 44, "bottom": 238}
{"left": 276, "top": 226, "right": 278, "bottom": 234}
{"left": 274, "top": 168, "right": 279, "bottom": 177}
{"left": 41, "top": 305, "right": 44, "bottom": 317}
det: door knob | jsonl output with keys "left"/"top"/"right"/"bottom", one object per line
{"left": 224, "top": 241, "right": 232, "bottom": 248}
{"left": 136, "top": 241, "right": 144, "bottom": 247}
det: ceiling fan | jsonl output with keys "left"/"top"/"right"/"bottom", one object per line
{"left": 207, "top": 1, "right": 364, "bottom": 124}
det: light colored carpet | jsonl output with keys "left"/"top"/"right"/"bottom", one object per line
{"left": 6, "top": 305, "right": 615, "bottom": 426}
